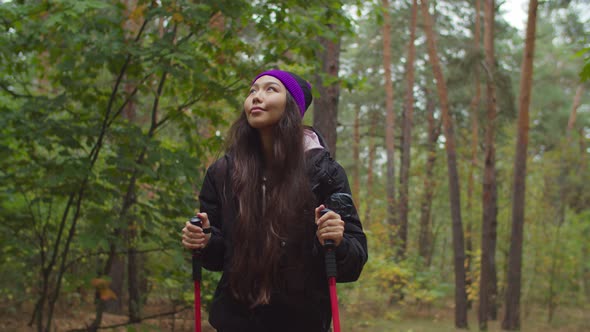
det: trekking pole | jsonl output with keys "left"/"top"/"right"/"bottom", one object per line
{"left": 189, "top": 216, "right": 202, "bottom": 332}
{"left": 320, "top": 208, "right": 341, "bottom": 332}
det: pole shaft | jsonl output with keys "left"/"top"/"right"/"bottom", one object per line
{"left": 329, "top": 277, "right": 341, "bottom": 332}
{"left": 194, "top": 281, "right": 201, "bottom": 332}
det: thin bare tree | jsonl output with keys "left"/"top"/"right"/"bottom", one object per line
{"left": 352, "top": 103, "right": 361, "bottom": 203}
{"left": 382, "top": 0, "right": 398, "bottom": 251}
{"left": 465, "top": 0, "right": 482, "bottom": 309}
{"left": 364, "top": 109, "right": 379, "bottom": 227}
{"left": 398, "top": 0, "right": 418, "bottom": 258}
{"left": 313, "top": 19, "right": 341, "bottom": 157}
{"left": 418, "top": 88, "right": 440, "bottom": 266}
{"left": 479, "top": 0, "right": 499, "bottom": 327}
{"left": 419, "top": 0, "right": 468, "bottom": 327}
{"left": 503, "top": 0, "right": 539, "bottom": 329}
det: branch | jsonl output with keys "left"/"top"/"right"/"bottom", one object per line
{"left": 88, "top": 16, "right": 150, "bottom": 164}
{"left": 153, "top": 76, "right": 243, "bottom": 134}
{"left": 0, "top": 82, "right": 28, "bottom": 98}
{"left": 152, "top": 94, "right": 204, "bottom": 133}
{"left": 148, "top": 70, "right": 168, "bottom": 138}
{"left": 479, "top": 59, "right": 493, "bottom": 81}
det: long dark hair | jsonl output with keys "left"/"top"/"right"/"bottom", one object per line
{"left": 226, "top": 94, "right": 313, "bottom": 306}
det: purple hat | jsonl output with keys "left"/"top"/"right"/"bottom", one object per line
{"left": 252, "top": 70, "right": 313, "bottom": 117}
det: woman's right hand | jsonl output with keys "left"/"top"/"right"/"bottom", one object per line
{"left": 181, "top": 212, "right": 211, "bottom": 250}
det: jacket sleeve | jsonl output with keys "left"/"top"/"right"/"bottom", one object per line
{"left": 326, "top": 161, "right": 368, "bottom": 283}
{"left": 199, "top": 163, "right": 226, "bottom": 271}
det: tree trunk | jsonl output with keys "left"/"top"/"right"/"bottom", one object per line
{"left": 398, "top": 0, "right": 418, "bottom": 258}
{"left": 121, "top": 77, "right": 149, "bottom": 323}
{"left": 419, "top": 0, "right": 468, "bottom": 328}
{"left": 104, "top": 78, "right": 138, "bottom": 316}
{"left": 364, "top": 110, "right": 378, "bottom": 227}
{"left": 352, "top": 103, "right": 361, "bottom": 204}
{"left": 418, "top": 88, "right": 440, "bottom": 266}
{"left": 502, "top": 0, "right": 538, "bottom": 330}
{"left": 579, "top": 126, "right": 590, "bottom": 302}
{"left": 313, "top": 30, "right": 341, "bottom": 157}
{"left": 100, "top": 82, "right": 139, "bottom": 321}
{"left": 127, "top": 209, "right": 141, "bottom": 323}
{"left": 104, "top": 256, "right": 125, "bottom": 314}
{"left": 465, "top": 0, "right": 481, "bottom": 310}
{"left": 567, "top": 85, "right": 583, "bottom": 134}
{"left": 479, "top": 0, "right": 499, "bottom": 327}
{"left": 127, "top": 70, "right": 168, "bottom": 322}
{"left": 382, "top": 0, "right": 398, "bottom": 251}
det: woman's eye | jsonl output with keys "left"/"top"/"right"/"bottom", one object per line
{"left": 249, "top": 89, "right": 256, "bottom": 95}
{"left": 267, "top": 87, "right": 276, "bottom": 92}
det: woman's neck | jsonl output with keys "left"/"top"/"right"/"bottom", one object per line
{"left": 258, "top": 129, "right": 274, "bottom": 168}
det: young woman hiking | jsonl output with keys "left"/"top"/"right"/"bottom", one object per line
{"left": 181, "top": 69, "right": 367, "bottom": 332}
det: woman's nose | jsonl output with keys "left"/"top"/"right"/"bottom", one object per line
{"left": 252, "top": 91, "right": 262, "bottom": 104}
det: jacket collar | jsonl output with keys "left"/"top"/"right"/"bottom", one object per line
{"left": 304, "top": 126, "right": 330, "bottom": 153}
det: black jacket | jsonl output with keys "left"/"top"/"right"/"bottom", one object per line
{"left": 198, "top": 134, "right": 368, "bottom": 332}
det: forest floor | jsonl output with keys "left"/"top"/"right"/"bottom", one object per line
{"left": 2, "top": 299, "right": 589, "bottom": 332}
{"left": 342, "top": 302, "right": 590, "bottom": 332}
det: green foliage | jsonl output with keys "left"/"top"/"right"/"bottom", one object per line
{"left": 0, "top": 0, "right": 356, "bottom": 328}
{"left": 576, "top": 47, "right": 590, "bottom": 82}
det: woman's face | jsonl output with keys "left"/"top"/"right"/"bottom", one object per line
{"left": 244, "top": 75, "right": 287, "bottom": 130}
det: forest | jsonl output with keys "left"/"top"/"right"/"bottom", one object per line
{"left": 0, "top": 0, "right": 589, "bottom": 331}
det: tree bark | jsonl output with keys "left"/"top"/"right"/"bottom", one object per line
{"left": 364, "top": 110, "right": 378, "bottom": 227}
{"left": 104, "top": 256, "right": 125, "bottom": 314}
{"left": 382, "top": 0, "right": 398, "bottom": 251}
{"left": 502, "top": 0, "right": 538, "bottom": 330}
{"left": 418, "top": 88, "right": 440, "bottom": 266}
{"left": 419, "top": 0, "right": 468, "bottom": 328}
{"left": 567, "top": 85, "right": 583, "bottom": 134}
{"left": 466, "top": 0, "right": 481, "bottom": 310}
{"left": 398, "top": 0, "right": 418, "bottom": 258}
{"left": 479, "top": 0, "right": 499, "bottom": 327}
{"left": 313, "top": 29, "right": 341, "bottom": 157}
{"left": 104, "top": 78, "right": 138, "bottom": 316}
{"left": 352, "top": 103, "right": 361, "bottom": 204}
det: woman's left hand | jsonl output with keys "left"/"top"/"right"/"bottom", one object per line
{"left": 315, "top": 205, "right": 345, "bottom": 247}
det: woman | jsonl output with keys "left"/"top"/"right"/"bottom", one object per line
{"left": 181, "top": 69, "right": 367, "bottom": 332}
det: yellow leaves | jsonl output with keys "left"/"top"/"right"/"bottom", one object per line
{"left": 466, "top": 250, "right": 481, "bottom": 303}
{"left": 99, "top": 288, "right": 117, "bottom": 301}
{"left": 172, "top": 13, "right": 184, "bottom": 23}
{"left": 123, "top": 3, "right": 147, "bottom": 35}
{"left": 129, "top": 4, "right": 147, "bottom": 21}
{"left": 91, "top": 278, "right": 117, "bottom": 301}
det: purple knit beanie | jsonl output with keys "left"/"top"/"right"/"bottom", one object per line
{"left": 252, "top": 70, "right": 313, "bottom": 117}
